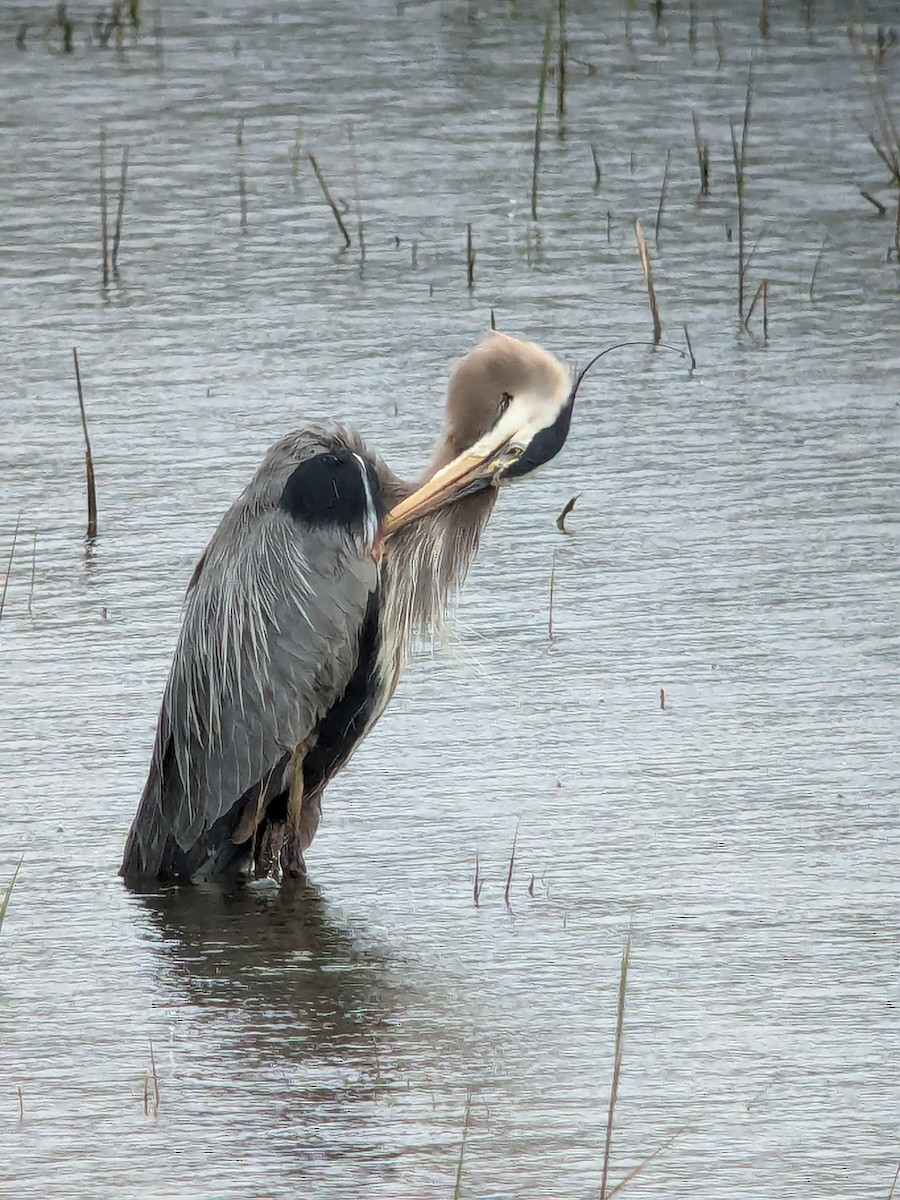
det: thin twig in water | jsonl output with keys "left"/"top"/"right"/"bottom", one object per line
{"left": 599, "top": 930, "right": 632, "bottom": 1200}
{"left": 745, "top": 278, "right": 769, "bottom": 338}
{"left": 72, "top": 349, "right": 98, "bottom": 541}
{"left": 530, "top": 13, "right": 554, "bottom": 222}
{"left": 452, "top": 1092, "right": 473, "bottom": 1200}
{"left": 17, "top": 1085, "right": 24, "bottom": 1123}
{"left": 590, "top": 143, "right": 601, "bottom": 188}
{"left": 0, "top": 517, "right": 21, "bottom": 623}
{"left": 99, "top": 129, "right": 109, "bottom": 286}
{"left": 634, "top": 219, "right": 662, "bottom": 344}
{"left": 146, "top": 1041, "right": 160, "bottom": 1116}
{"left": 111, "top": 146, "right": 129, "bottom": 277}
{"left": 348, "top": 124, "right": 366, "bottom": 268}
{"left": 548, "top": 551, "right": 557, "bottom": 639}
{"left": 606, "top": 1125, "right": 692, "bottom": 1198}
{"left": 556, "top": 0, "right": 567, "bottom": 122}
{"left": 887, "top": 1160, "right": 900, "bottom": 1200}
{"left": 308, "top": 153, "right": 351, "bottom": 249}
{"left": 692, "top": 111, "right": 710, "bottom": 195}
{"left": 0, "top": 859, "right": 24, "bottom": 931}
{"left": 731, "top": 62, "right": 754, "bottom": 323}
{"left": 473, "top": 853, "right": 483, "bottom": 907}
{"left": 504, "top": 820, "right": 520, "bottom": 908}
{"left": 466, "top": 223, "right": 475, "bottom": 289}
{"left": 682, "top": 323, "right": 697, "bottom": 370}
{"left": 809, "top": 232, "right": 827, "bottom": 300}
{"left": 655, "top": 148, "right": 672, "bottom": 247}
{"left": 27, "top": 531, "right": 36, "bottom": 614}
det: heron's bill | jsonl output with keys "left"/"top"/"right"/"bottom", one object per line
{"left": 382, "top": 448, "right": 511, "bottom": 536}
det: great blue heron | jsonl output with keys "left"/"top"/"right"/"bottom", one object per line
{"left": 121, "top": 331, "right": 579, "bottom": 885}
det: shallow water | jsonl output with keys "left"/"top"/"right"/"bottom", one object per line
{"left": 2, "top": 1, "right": 899, "bottom": 1197}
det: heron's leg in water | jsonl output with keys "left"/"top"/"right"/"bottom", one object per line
{"left": 281, "top": 747, "right": 318, "bottom": 878}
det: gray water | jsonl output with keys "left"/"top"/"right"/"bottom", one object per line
{"left": 2, "top": 1, "right": 899, "bottom": 1196}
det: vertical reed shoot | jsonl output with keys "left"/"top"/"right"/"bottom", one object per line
{"left": 72, "top": 349, "right": 98, "bottom": 541}
{"left": 655, "top": 148, "right": 672, "bottom": 246}
{"left": 0, "top": 517, "right": 20, "bottom": 624}
{"left": 634, "top": 219, "right": 662, "bottom": 343}
{"left": 99, "top": 129, "right": 110, "bottom": 286}
{"left": 111, "top": 146, "right": 129, "bottom": 277}
{"left": 466, "top": 223, "right": 475, "bottom": 289}
{"left": 692, "top": 111, "right": 710, "bottom": 194}
{"left": 556, "top": 0, "right": 567, "bottom": 121}
{"left": 599, "top": 930, "right": 632, "bottom": 1200}
{"left": 531, "top": 12, "right": 554, "bottom": 222}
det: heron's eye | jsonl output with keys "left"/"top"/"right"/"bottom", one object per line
{"left": 499, "top": 391, "right": 513, "bottom": 414}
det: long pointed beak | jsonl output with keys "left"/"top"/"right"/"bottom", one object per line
{"left": 382, "top": 440, "right": 519, "bottom": 536}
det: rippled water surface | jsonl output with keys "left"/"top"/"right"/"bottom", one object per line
{"left": 2, "top": 2, "right": 899, "bottom": 1197}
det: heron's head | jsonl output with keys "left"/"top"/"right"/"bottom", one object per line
{"left": 383, "top": 331, "right": 575, "bottom": 535}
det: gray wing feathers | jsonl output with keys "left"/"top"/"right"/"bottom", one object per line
{"left": 134, "top": 428, "right": 378, "bottom": 861}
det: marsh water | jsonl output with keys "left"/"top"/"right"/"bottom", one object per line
{"left": 2, "top": 1, "right": 899, "bottom": 1196}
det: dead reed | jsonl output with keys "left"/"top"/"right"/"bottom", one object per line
{"left": 682, "top": 323, "right": 697, "bottom": 370}
{"left": 473, "top": 854, "right": 483, "bottom": 907}
{"left": 27, "top": 531, "right": 36, "bottom": 614}
{"left": 17, "top": 1085, "right": 24, "bottom": 1123}
{"left": 348, "top": 126, "right": 366, "bottom": 267}
{"left": 503, "top": 821, "right": 520, "bottom": 908}
{"left": 0, "top": 856, "right": 23, "bottom": 933}
{"left": 452, "top": 1092, "right": 473, "bottom": 1200}
{"left": 99, "top": 129, "right": 110, "bottom": 286}
{"left": 466, "top": 223, "right": 475, "bottom": 289}
{"left": 111, "top": 146, "right": 129, "bottom": 277}
{"left": 308, "top": 153, "right": 351, "bottom": 249}
{"left": 547, "top": 551, "right": 557, "bottom": 639}
{"left": 688, "top": 0, "right": 697, "bottom": 51}
{"left": 887, "top": 1161, "right": 900, "bottom": 1200}
{"left": 730, "top": 65, "right": 754, "bottom": 323}
{"left": 72, "top": 349, "right": 98, "bottom": 541}
{"left": 659, "top": 687, "right": 666, "bottom": 710}
{"left": 143, "top": 1041, "right": 160, "bottom": 1116}
{"left": 654, "top": 148, "right": 672, "bottom": 247}
{"left": 590, "top": 143, "right": 601, "bottom": 188}
{"left": 556, "top": 0, "right": 567, "bottom": 122}
{"left": 691, "top": 111, "right": 710, "bottom": 195}
{"left": 599, "top": 931, "right": 631, "bottom": 1200}
{"left": 745, "top": 278, "right": 769, "bottom": 339}
{"left": 809, "top": 232, "right": 827, "bottom": 300}
{"left": 0, "top": 517, "right": 20, "bottom": 623}
{"left": 634, "top": 219, "right": 662, "bottom": 343}
{"left": 530, "top": 13, "right": 554, "bottom": 221}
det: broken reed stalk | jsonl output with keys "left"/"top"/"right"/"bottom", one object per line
{"left": 731, "top": 64, "right": 754, "bottom": 323}
{"left": 473, "top": 853, "right": 482, "bottom": 907}
{"left": 758, "top": 0, "right": 771, "bottom": 39}
{"left": 0, "top": 516, "right": 21, "bottom": 624}
{"left": 503, "top": 821, "right": 520, "bottom": 908}
{"left": 745, "top": 278, "right": 769, "bottom": 338}
{"left": 530, "top": 12, "right": 554, "bottom": 222}
{"left": 99, "top": 129, "right": 110, "bottom": 286}
{"left": 17, "top": 1085, "right": 24, "bottom": 1123}
{"left": 466, "top": 223, "right": 474, "bottom": 289}
{"left": 654, "top": 148, "right": 672, "bottom": 247}
{"left": 237, "top": 119, "right": 248, "bottom": 233}
{"left": 634, "top": 219, "right": 662, "bottom": 344}
{"left": 308, "top": 153, "right": 351, "bottom": 249}
{"left": 556, "top": 0, "right": 567, "bottom": 121}
{"left": 452, "top": 1092, "right": 473, "bottom": 1200}
{"left": 688, "top": 0, "right": 697, "bottom": 51}
{"left": 72, "top": 349, "right": 98, "bottom": 541}
{"left": 691, "top": 111, "right": 710, "bottom": 195}
{"left": 887, "top": 1161, "right": 900, "bottom": 1200}
{"left": 111, "top": 146, "right": 129, "bottom": 277}
{"left": 599, "top": 931, "right": 632, "bottom": 1200}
